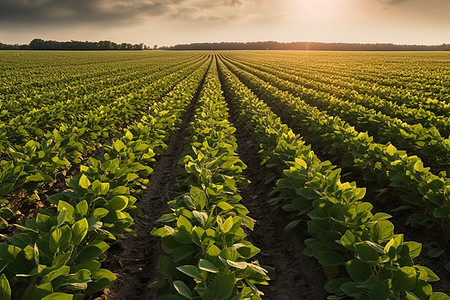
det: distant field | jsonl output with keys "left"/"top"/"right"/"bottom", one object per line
{"left": 0, "top": 50, "right": 449, "bottom": 300}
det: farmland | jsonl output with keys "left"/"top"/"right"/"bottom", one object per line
{"left": 0, "top": 50, "right": 449, "bottom": 300}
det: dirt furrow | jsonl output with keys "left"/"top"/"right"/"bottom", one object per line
{"left": 221, "top": 58, "right": 450, "bottom": 296}
{"left": 219, "top": 65, "right": 328, "bottom": 299}
{"left": 97, "top": 60, "right": 211, "bottom": 300}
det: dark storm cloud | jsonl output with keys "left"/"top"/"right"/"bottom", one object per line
{"left": 0, "top": 0, "right": 262, "bottom": 27}
{"left": 0, "top": 0, "right": 186, "bottom": 26}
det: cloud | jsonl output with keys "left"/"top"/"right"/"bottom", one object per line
{"left": 0, "top": 0, "right": 268, "bottom": 27}
{"left": 0, "top": 0, "right": 187, "bottom": 26}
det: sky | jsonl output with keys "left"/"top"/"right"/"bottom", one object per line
{"left": 0, "top": 0, "right": 449, "bottom": 46}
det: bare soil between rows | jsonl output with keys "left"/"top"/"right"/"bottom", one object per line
{"left": 226, "top": 62, "right": 450, "bottom": 295}
{"left": 96, "top": 68, "right": 207, "bottom": 299}
{"left": 222, "top": 69, "right": 328, "bottom": 298}
{"left": 97, "top": 119, "right": 187, "bottom": 300}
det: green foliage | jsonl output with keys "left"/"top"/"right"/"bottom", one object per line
{"left": 0, "top": 54, "right": 209, "bottom": 229}
{"left": 0, "top": 54, "right": 211, "bottom": 299}
{"left": 152, "top": 60, "right": 268, "bottom": 299}
{"left": 217, "top": 57, "right": 449, "bottom": 300}
{"left": 221, "top": 55, "right": 450, "bottom": 245}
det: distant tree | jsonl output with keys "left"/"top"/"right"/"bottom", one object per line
{"left": 29, "top": 39, "right": 45, "bottom": 50}
{"left": 1, "top": 39, "right": 449, "bottom": 51}
{"left": 99, "top": 40, "right": 113, "bottom": 50}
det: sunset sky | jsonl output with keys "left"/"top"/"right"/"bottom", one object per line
{"left": 0, "top": 0, "right": 449, "bottom": 46}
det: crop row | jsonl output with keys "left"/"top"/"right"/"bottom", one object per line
{"left": 223, "top": 52, "right": 450, "bottom": 108}
{"left": 152, "top": 58, "right": 268, "bottom": 299}
{"left": 217, "top": 56, "right": 449, "bottom": 300}
{"left": 0, "top": 54, "right": 206, "bottom": 148}
{"left": 0, "top": 56, "right": 208, "bottom": 228}
{"left": 220, "top": 57, "right": 450, "bottom": 248}
{"left": 0, "top": 53, "right": 204, "bottom": 122}
{"left": 222, "top": 54, "right": 450, "bottom": 139}
{"left": 220, "top": 55, "right": 450, "bottom": 171}
{"left": 0, "top": 56, "right": 211, "bottom": 300}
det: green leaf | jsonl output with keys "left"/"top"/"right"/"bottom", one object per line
{"left": 75, "top": 200, "right": 88, "bottom": 218}
{"left": 93, "top": 208, "right": 109, "bottom": 219}
{"left": 91, "top": 181, "right": 110, "bottom": 195}
{"left": 354, "top": 187, "right": 366, "bottom": 201}
{"left": 413, "top": 160, "right": 424, "bottom": 172}
{"left": 345, "top": 260, "right": 372, "bottom": 283}
{"left": 177, "top": 215, "right": 193, "bottom": 233}
{"left": 221, "top": 216, "right": 233, "bottom": 233}
{"left": 407, "top": 213, "right": 428, "bottom": 226}
{"left": 372, "top": 213, "right": 392, "bottom": 221}
{"left": 79, "top": 174, "right": 91, "bottom": 189}
{"left": 32, "top": 283, "right": 53, "bottom": 299}
{"left": 190, "top": 186, "right": 206, "bottom": 210}
{"left": 88, "top": 269, "right": 116, "bottom": 293}
{"left": 192, "top": 211, "right": 208, "bottom": 227}
{"left": 173, "top": 280, "right": 192, "bottom": 299}
{"left": 42, "top": 293, "right": 73, "bottom": 300}
{"left": 217, "top": 201, "right": 233, "bottom": 211}
{"left": 71, "top": 261, "right": 101, "bottom": 274}
{"left": 369, "top": 280, "right": 390, "bottom": 300}
{"left": 416, "top": 266, "right": 440, "bottom": 282}
{"left": 125, "top": 130, "right": 133, "bottom": 140}
{"left": 0, "top": 274, "right": 11, "bottom": 300}
{"left": 386, "top": 144, "right": 397, "bottom": 156}
{"left": 77, "top": 241, "right": 109, "bottom": 262}
{"left": 25, "top": 173, "right": 45, "bottom": 183}
{"left": 42, "top": 266, "right": 70, "bottom": 284}
{"left": 0, "top": 183, "right": 14, "bottom": 197}
{"left": 49, "top": 226, "right": 72, "bottom": 253}
{"left": 429, "top": 292, "right": 450, "bottom": 300}
{"left": 409, "top": 280, "right": 433, "bottom": 299}
{"left": 71, "top": 218, "right": 88, "bottom": 245}
{"left": 198, "top": 259, "right": 219, "bottom": 273}
{"left": 105, "top": 196, "right": 129, "bottom": 211}
{"left": 392, "top": 266, "right": 417, "bottom": 292}
{"left": 57, "top": 209, "right": 67, "bottom": 228}
{"left": 355, "top": 243, "right": 379, "bottom": 263}
{"left": 212, "top": 273, "right": 235, "bottom": 300}
{"left": 318, "top": 251, "right": 344, "bottom": 266}
{"left": 340, "top": 282, "right": 364, "bottom": 298}
{"left": 176, "top": 265, "right": 202, "bottom": 280}
{"left": 113, "top": 139, "right": 126, "bottom": 152}
{"left": 294, "top": 157, "right": 308, "bottom": 169}
{"left": 57, "top": 201, "right": 75, "bottom": 224}
{"left": 402, "top": 242, "right": 422, "bottom": 259}
{"left": 371, "top": 220, "right": 394, "bottom": 242}
{"left": 341, "top": 230, "right": 356, "bottom": 248}
{"left": 173, "top": 245, "right": 196, "bottom": 262}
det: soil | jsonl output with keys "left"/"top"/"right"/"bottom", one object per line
{"left": 97, "top": 63, "right": 209, "bottom": 300}
{"left": 221, "top": 64, "right": 328, "bottom": 299}
{"left": 233, "top": 126, "right": 329, "bottom": 300}
{"left": 222, "top": 59, "right": 450, "bottom": 296}
{"left": 0, "top": 62, "right": 202, "bottom": 239}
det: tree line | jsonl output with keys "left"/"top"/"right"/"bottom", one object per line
{"left": 0, "top": 39, "right": 154, "bottom": 50}
{"left": 1, "top": 40, "right": 449, "bottom": 51}
{"left": 160, "top": 41, "right": 450, "bottom": 51}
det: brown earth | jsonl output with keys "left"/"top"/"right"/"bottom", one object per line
{"left": 222, "top": 68, "right": 329, "bottom": 299}
{"left": 96, "top": 63, "right": 209, "bottom": 300}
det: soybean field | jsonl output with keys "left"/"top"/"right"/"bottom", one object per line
{"left": 0, "top": 50, "right": 449, "bottom": 300}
